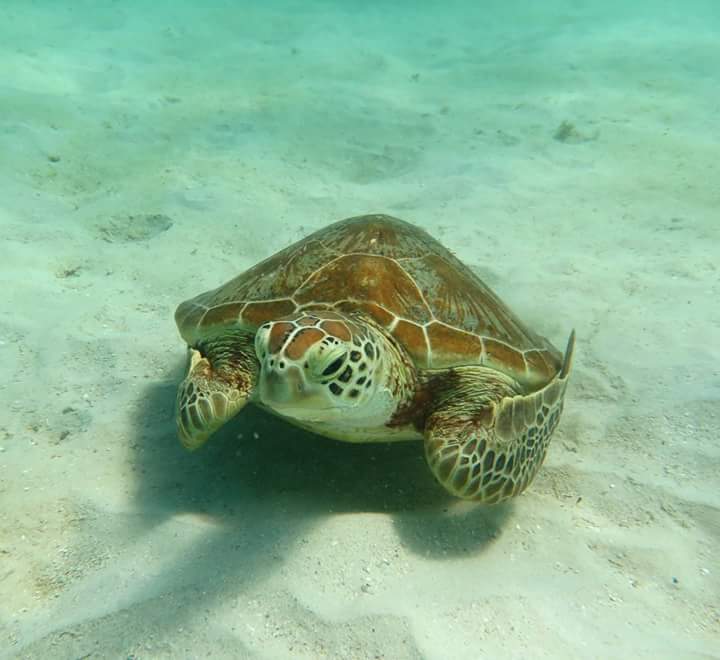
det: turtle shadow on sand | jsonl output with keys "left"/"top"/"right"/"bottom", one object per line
{"left": 132, "top": 361, "right": 512, "bottom": 550}
{"left": 121, "top": 359, "right": 512, "bottom": 631}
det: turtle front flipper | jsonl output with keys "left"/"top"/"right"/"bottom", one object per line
{"left": 176, "top": 331, "right": 259, "bottom": 449}
{"left": 424, "top": 331, "right": 575, "bottom": 504}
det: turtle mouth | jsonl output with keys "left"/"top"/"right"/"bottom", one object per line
{"left": 261, "top": 365, "right": 304, "bottom": 403}
{"left": 259, "top": 364, "right": 342, "bottom": 415}
{"left": 260, "top": 365, "right": 321, "bottom": 404}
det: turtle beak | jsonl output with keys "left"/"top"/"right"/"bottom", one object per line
{"left": 260, "top": 364, "right": 304, "bottom": 405}
{"left": 259, "top": 363, "right": 337, "bottom": 418}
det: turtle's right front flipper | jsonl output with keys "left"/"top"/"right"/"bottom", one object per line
{"left": 176, "top": 330, "right": 259, "bottom": 449}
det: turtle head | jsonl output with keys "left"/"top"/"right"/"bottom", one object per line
{"left": 254, "top": 312, "right": 386, "bottom": 422}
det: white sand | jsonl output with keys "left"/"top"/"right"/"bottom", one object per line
{"left": 1, "top": 1, "right": 718, "bottom": 658}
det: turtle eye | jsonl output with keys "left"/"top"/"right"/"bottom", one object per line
{"left": 322, "top": 356, "right": 345, "bottom": 377}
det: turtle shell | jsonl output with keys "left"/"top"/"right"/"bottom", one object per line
{"left": 176, "top": 214, "right": 562, "bottom": 387}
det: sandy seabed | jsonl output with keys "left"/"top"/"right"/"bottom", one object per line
{"left": 1, "top": 1, "right": 718, "bottom": 658}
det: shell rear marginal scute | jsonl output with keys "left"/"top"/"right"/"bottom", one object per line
{"left": 336, "top": 301, "right": 396, "bottom": 328}
{"left": 425, "top": 322, "right": 483, "bottom": 366}
{"left": 201, "top": 302, "right": 246, "bottom": 328}
{"left": 391, "top": 319, "right": 430, "bottom": 362}
{"left": 242, "top": 300, "right": 297, "bottom": 326}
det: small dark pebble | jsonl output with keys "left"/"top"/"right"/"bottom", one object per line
{"left": 57, "top": 266, "right": 81, "bottom": 279}
{"left": 672, "top": 576, "right": 679, "bottom": 584}
{"left": 48, "top": 154, "right": 61, "bottom": 163}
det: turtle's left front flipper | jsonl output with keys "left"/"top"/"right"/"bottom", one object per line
{"left": 423, "top": 332, "right": 575, "bottom": 504}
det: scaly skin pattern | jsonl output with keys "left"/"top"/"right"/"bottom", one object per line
{"left": 423, "top": 332, "right": 574, "bottom": 503}
{"left": 176, "top": 329, "right": 258, "bottom": 449}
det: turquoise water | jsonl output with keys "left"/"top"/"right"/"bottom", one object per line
{"left": 1, "top": 2, "right": 719, "bottom": 658}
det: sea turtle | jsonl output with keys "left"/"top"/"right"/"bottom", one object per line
{"left": 175, "top": 214, "right": 574, "bottom": 504}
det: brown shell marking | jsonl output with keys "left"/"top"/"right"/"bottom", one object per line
{"left": 295, "top": 254, "right": 432, "bottom": 324}
{"left": 176, "top": 214, "right": 562, "bottom": 387}
{"left": 426, "top": 322, "right": 483, "bottom": 364}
